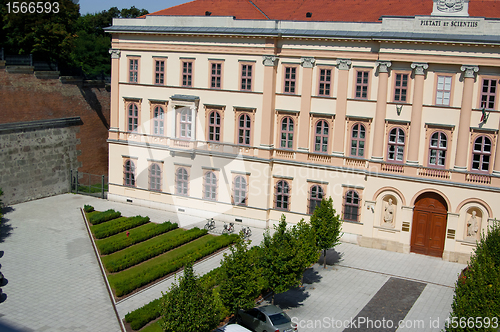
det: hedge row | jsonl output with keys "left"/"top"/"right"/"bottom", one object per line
{"left": 88, "top": 209, "right": 121, "bottom": 225}
{"left": 109, "top": 233, "right": 238, "bottom": 297}
{"left": 91, "top": 216, "right": 150, "bottom": 239}
{"left": 84, "top": 204, "right": 94, "bottom": 213}
{"left": 125, "top": 267, "right": 223, "bottom": 330}
{"left": 96, "top": 222, "right": 178, "bottom": 255}
{"left": 103, "top": 227, "right": 207, "bottom": 273}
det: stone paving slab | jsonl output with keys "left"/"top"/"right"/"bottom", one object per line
{"left": 0, "top": 194, "right": 121, "bottom": 332}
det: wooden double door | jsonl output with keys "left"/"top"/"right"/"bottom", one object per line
{"left": 410, "top": 192, "right": 448, "bottom": 257}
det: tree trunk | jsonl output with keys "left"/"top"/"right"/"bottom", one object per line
{"left": 323, "top": 249, "right": 327, "bottom": 269}
{"left": 272, "top": 292, "right": 275, "bottom": 305}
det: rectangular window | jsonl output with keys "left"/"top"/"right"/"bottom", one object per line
{"left": 241, "top": 64, "right": 252, "bottom": 91}
{"left": 318, "top": 68, "right": 332, "bottom": 96}
{"left": 481, "top": 78, "right": 497, "bottom": 110}
{"left": 129, "top": 58, "right": 138, "bottom": 83}
{"left": 355, "top": 71, "right": 369, "bottom": 99}
{"left": 182, "top": 61, "right": 193, "bottom": 87}
{"left": 394, "top": 73, "right": 409, "bottom": 102}
{"left": 210, "top": 63, "right": 222, "bottom": 89}
{"left": 436, "top": 76, "right": 452, "bottom": 106}
{"left": 284, "top": 67, "right": 297, "bottom": 94}
{"left": 155, "top": 60, "right": 165, "bottom": 85}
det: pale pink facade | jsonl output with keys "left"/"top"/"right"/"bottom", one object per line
{"left": 107, "top": 1, "right": 500, "bottom": 263}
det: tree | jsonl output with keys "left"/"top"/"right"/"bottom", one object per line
{"left": 219, "top": 234, "right": 260, "bottom": 315}
{"left": 0, "top": 188, "right": 3, "bottom": 220}
{"left": 310, "top": 197, "right": 343, "bottom": 268}
{"left": 159, "top": 262, "right": 219, "bottom": 332}
{"left": 292, "top": 219, "right": 320, "bottom": 283}
{"left": 260, "top": 215, "right": 310, "bottom": 303}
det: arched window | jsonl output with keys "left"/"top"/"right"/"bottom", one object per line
{"left": 429, "top": 131, "right": 447, "bottom": 167}
{"left": 280, "top": 117, "right": 294, "bottom": 149}
{"left": 309, "top": 185, "right": 324, "bottom": 215}
{"left": 234, "top": 176, "right": 247, "bottom": 206}
{"left": 472, "top": 136, "right": 492, "bottom": 172}
{"left": 149, "top": 163, "right": 161, "bottom": 191}
{"left": 275, "top": 180, "right": 290, "bottom": 211}
{"left": 208, "top": 111, "right": 221, "bottom": 142}
{"left": 387, "top": 127, "right": 405, "bottom": 163}
{"left": 180, "top": 109, "right": 192, "bottom": 139}
{"left": 350, "top": 123, "right": 366, "bottom": 157}
{"left": 128, "top": 103, "right": 139, "bottom": 132}
{"left": 238, "top": 113, "right": 251, "bottom": 145}
{"left": 153, "top": 106, "right": 164, "bottom": 136}
{"left": 204, "top": 171, "right": 217, "bottom": 200}
{"left": 123, "top": 160, "right": 135, "bottom": 187}
{"left": 314, "top": 120, "right": 329, "bottom": 153}
{"left": 344, "top": 190, "right": 360, "bottom": 222}
{"left": 176, "top": 167, "right": 188, "bottom": 195}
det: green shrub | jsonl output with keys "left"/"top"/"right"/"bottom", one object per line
{"left": 83, "top": 204, "right": 94, "bottom": 213}
{"left": 88, "top": 209, "right": 121, "bottom": 225}
{"left": 109, "top": 234, "right": 238, "bottom": 297}
{"left": 96, "top": 222, "right": 178, "bottom": 255}
{"left": 91, "top": 216, "right": 150, "bottom": 239}
{"left": 446, "top": 220, "right": 500, "bottom": 332}
{"left": 102, "top": 227, "right": 207, "bottom": 272}
{"left": 125, "top": 266, "right": 223, "bottom": 330}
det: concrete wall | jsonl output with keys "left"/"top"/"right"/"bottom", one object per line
{"left": 0, "top": 118, "right": 82, "bottom": 205}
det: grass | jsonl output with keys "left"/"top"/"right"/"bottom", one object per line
{"left": 108, "top": 233, "right": 238, "bottom": 297}
{"left": 95, "top": 222, "right": 178, "bottom": 255}
{"left": 140, "top": 322, "right": 162, "bottom": 332}
{"left": 90, "top": 215, "right": 150, "bottom": 239}
{"left": 102, "top": 227, "right": 207, "bottom": 272}
{"left": 77, "top": 183, "right": 108, "bottom": 194}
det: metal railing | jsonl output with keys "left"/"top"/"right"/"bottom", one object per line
{"left": 70, "top": 170, "right": 108, "bottom": 199}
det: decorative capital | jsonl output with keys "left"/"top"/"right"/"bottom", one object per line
{"left": 300, "top": 57, "right": 315, "bottom": 68}
{"left": 461, "top": 65, "right": 479, "bottom": 78}
{"left": 375, "top": 61, "right": 392, "bottom": 73}
{"left": 262, "top": 55, "right": 278, "bottom": 67}
{"left": 336, "top": 59, "right": 352, "bottom": 70}
{"left": 411, "top": 62, "right": 429, "bottom": 75}
{"left": 109, "top": 49, "right": 121, "bottom": 59}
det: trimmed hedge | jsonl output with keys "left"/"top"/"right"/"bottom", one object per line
{"left": 102, "top": 227, "right": 207, "bottom": 272}
{"left": 109, "top": 233, "right": 238, "bottom": 297}
{"left": 125, "top": 267, "right": 223, "bottom": 330}
{"left": 88, "top": 209, "right": 121, "bottom": 225}
{"left": 446, "top": 220, "right": 500, "bottom": 332}
{"left": 96, "top": 222, "right": 178, "bottom": 255}
{"left": 91, "top": 216, "right": 150, "bottom": 239}
{"left": 83, "top": 204, "right": 94, "bottom": 213}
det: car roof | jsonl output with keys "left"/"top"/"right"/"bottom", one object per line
{"left": 257, "top": 304, "right": 283, "bottom": 315}
{"left": 221, "top": 324, "right": 252, "bottom": 332}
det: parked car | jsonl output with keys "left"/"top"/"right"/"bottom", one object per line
{"left": 238, "top": 304, "right": 298, "bottom": 332}
{"left": 215, "top": 323, "right": 253, "bottom": 332}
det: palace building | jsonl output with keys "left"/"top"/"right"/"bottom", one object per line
{"left": 106, "top": 0, "right": 500, "bottom": 262}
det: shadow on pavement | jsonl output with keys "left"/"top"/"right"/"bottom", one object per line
{"left": 0, "top": 206, "right": 15, "bottom": 243}
{"left": 0, "top": 321, "right": 33, "bottom": 332}
{"left": 274, "top": 267, "right": 323, "bottom": 310}
{"left": 318, "top": 248, "right": 344, "bottom": 266}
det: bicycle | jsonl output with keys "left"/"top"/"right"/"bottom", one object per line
{"left": 241, "top": 226, "right": 252, "bottom": 238}
{"left": 204, "top": 218, "right": 216, "bottom": 231}
{"left": 222, "top": 222, "right": 234, "bottom": 234}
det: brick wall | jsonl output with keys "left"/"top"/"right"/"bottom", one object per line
{"left": 0, "top": 67, "right": 110, "bottom": 176}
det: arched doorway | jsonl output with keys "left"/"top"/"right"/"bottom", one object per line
{"left": 410, "top": 192, "right": 448, "bottom": 257}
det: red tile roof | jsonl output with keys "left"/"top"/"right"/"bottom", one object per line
{"left": 147, "top": 0, "right": 500, "bottom": 22}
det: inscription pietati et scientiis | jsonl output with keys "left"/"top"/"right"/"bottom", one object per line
{"left": 414, "top": 17, "right": 483, "bottom": 33}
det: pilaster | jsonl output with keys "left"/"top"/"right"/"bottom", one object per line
{"left": 298, "top": 57, "right": 315, "bottom": 152}
{"left": 260, "top": 54, "right": 278, "bottom": 155}
{"left": 407, "top": 63, "right": 428, "bottom": 165}
{"left": 455, "top": 65, "right": 479, "bottom": 170}
{"left": 332, "top": 59, "right": 351, "bottom": 156}
{"left": 372, "top": 61, "right": 392, "bottom": 161}
{"left": 109, "top": 49, "right": 121, "bottom": 139}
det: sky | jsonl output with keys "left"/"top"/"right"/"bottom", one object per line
{"left": 78, "top": 0, "right": 192, "bottom": 15}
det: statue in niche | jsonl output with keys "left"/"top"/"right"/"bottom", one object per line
{"left": 466, "top": 211, "right": 479, "bottom": 239}
{"left": 383, "top": 198, "right": 395, "bottom": 226}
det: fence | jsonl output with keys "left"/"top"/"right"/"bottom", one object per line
{"left": 70, "top": 170, "right": 108, "bottom": 199}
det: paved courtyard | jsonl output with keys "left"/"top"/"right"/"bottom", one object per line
{"left": 0, "top": 194, "right": 466, "bottom": 332}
